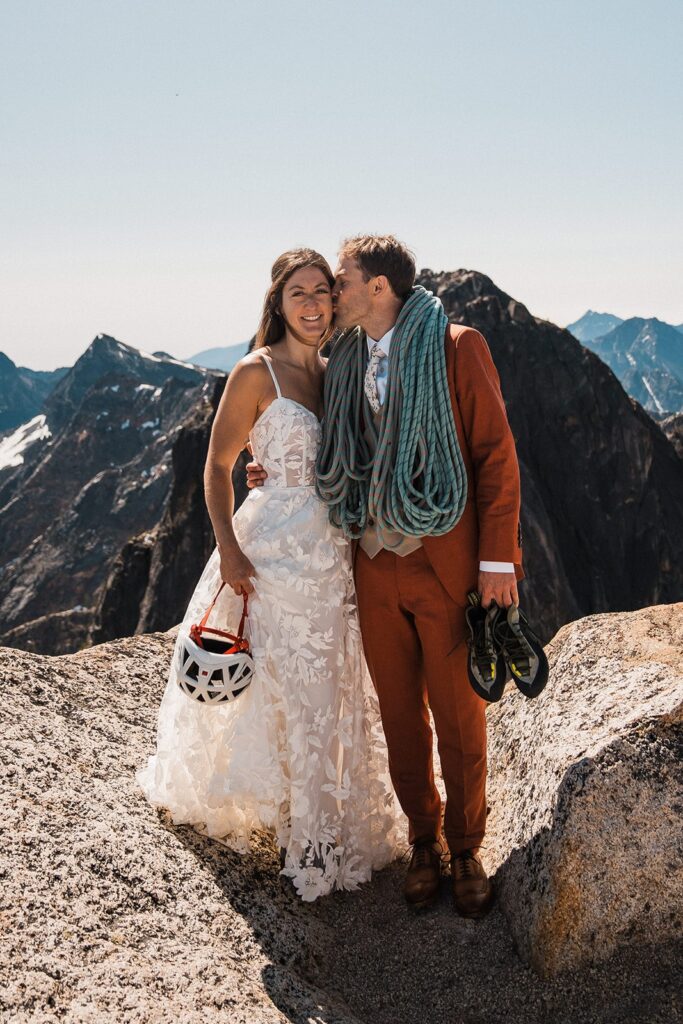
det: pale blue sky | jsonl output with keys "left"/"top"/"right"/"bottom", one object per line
{"left": 1, "top": 0, "right": 681, "bottom": 369}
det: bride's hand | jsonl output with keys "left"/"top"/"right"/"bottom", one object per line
{"left": 219, "top": 544, "right": 257, "bottom": 595}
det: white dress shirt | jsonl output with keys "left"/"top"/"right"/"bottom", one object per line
{"left": 366, "top": 329, "right": 515, "bottom": 575}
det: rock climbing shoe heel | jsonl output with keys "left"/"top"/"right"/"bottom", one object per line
{"left": 492, "top": 603, "right": 549, "bottom": 699}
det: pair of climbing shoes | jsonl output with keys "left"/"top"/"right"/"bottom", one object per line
{"left": 464, "top": 591, "right": 549, "bottom": 703}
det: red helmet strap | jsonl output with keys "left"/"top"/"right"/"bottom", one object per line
{"left": 193, "top": 585, "right": 249, "bottom": 644}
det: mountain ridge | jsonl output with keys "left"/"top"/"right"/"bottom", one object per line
{"left": 0, "top": 351, "right": 68, "bottom": 435}
{"left": 1, "top": 277, "right": 682, "bottom": 654}
{"left": 565, "top": 309, "right": 624, "bottom": 342}
{"left": 581, "top": 316, "right": 683, "bottom": 416}
{"left": 186, "top": 341, "right": 250, "bottom": 372}
{"left": 0, "top": 334, "right": 224, "bottom": 652}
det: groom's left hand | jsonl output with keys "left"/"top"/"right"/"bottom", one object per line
{"left": 479, "top": 570, "right": 518, "bottom": 609}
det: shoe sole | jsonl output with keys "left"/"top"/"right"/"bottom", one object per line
{"left": 465, "top": 599, "right": 507, "bottom": 703}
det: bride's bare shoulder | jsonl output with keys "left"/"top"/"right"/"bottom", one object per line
{"left": 225, "top": 350, "right": 271, "bottom": 394}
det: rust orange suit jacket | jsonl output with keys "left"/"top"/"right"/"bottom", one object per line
{"left": 417, "top": 323, "right": 524, "bottom": 607}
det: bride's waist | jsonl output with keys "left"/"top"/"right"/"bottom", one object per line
{"left": 251, "top": 481, "right": 318, "bottom": 495}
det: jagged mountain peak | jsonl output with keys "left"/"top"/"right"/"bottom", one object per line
{"left": 44, "top": 334, "right": 219, "bottom": 432}
{"left": 85, "top": 334, "right": 195, "bottom": 369}
{"left": 420, "top": 267, "right": 509, "bottom": 300}
{"left": 418, "top": 267, "right": 534, "bottom": 327}
{"left": 566, "top": 310, "right": 624, "bottom": 343}
{"left": 0, "top": 351, "right": 18, "bottom": 374}
{"left": 573, "top": 316, "right": 683, "bottom": 417}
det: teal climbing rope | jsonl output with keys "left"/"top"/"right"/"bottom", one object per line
{"left": 316, "top": 286, "right": 468, "bottom": 539}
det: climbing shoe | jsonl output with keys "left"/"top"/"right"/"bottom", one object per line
{"left": 465, "top": 591, "right": 507, "bottom": 703}
{"left": 491, "top": 602, "right": 549, "bottom": 699}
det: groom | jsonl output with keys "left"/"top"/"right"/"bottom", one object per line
{"left": 249, "top": 235, "right": 523, "bottom": 917}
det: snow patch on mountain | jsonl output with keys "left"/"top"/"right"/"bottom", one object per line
{"left": 0, "top": 415, "right": 51, "bottom": 471}
{"left": 641, "top": 376, "right": 664, "bottom": 415}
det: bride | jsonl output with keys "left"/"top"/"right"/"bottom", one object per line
{"left": 137, "top": 248, "right": 403, "bottom": 901}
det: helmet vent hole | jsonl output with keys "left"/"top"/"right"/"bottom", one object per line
{"left": 186, "top": 661, "right": 199, "bottom": 681}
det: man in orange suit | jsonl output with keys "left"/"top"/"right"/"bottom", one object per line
{"left": 249, "top": 234, "right": 523, "bottom": 917}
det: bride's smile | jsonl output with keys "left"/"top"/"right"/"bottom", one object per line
{"left": 280, "top": 265, "right": 334, "bottom": 346}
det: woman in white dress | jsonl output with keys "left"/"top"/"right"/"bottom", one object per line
{"left": 137, "top": 249, "right": 402, "bottom": 901}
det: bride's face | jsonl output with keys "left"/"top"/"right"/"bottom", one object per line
{"left": 280, "top": 267, "right": 333, "bottom": 347}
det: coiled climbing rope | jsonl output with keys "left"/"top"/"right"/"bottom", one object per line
{"left": 316, "top": 286, "right": 468, "bottom": 538}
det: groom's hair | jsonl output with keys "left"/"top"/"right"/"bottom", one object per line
{"left": 339, "top": 234, "right": 416, "bottom": 300}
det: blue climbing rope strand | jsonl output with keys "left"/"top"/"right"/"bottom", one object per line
{"left": 316, "top": 287, "right": 467, "bottom": 539}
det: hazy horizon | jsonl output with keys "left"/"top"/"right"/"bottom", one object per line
{"left": 5, "top": 288, "right": 683, "bottom": 374}
{"left": 2, "top": 0, "right": 681, "bottom": 371}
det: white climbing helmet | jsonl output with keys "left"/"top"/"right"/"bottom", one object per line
{"left": 175, "top": 587, "right": 254, "bottom": 705}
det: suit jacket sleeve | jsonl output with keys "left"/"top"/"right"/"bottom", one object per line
{"left": 451, "top": 325, "right": 523, "bottom": 576}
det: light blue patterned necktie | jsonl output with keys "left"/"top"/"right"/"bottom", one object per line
{"left": 364, "top": 342, "right": 384, "bottom": 414}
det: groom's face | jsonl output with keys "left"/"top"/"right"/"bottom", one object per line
{"left": 332, "top": 256, "right": 373, "bottom": 331}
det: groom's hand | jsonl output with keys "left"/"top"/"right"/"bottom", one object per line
{"left": 246, "top": 460, "right": 268, "bottom": 488}
{"left": 479, "top": 570, "right": 518, "bottom": 609}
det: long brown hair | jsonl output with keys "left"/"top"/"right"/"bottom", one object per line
{"left": 254, "top": 248, "right": 335, "bottom": 349}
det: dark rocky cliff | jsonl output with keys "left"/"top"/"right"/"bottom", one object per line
{"left": 0, "top": 337, "right": 222, "bottom": 653}
{"left": 91, "top": 269, "right": 683, "bottom": 649}
{"left": 418, "top": 269, "right": 683, "bottom": 637}
{"left": 91, "top": 377, "right": 249, "bottom": 643}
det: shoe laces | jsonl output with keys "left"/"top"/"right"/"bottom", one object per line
{"left": 406, "top": 840, "right": 439, "bottom": 868}
{"left": 493, "top": 606, "right": 534, "bottom": 675}
{"left": 453, "top": 849, "right": 477, "bottom": 877}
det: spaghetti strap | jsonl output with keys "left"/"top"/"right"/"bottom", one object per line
{"left": 260, "top": 353, "right": 282, "bottom": 399}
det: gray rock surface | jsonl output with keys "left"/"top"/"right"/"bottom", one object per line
{"left": 662, "top": 411, "right": 683, "bottom": 457}
{"left": 1, "top": 607, "right": 681, "bottom": 1022}
{"left": 486, "top": 602, "right": 683, "bottom": 976}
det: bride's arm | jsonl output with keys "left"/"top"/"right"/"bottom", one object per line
{"left": 204, "top": 358, "right": 267, "bottom": 595}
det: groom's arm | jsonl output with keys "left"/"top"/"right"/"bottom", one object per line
{"left": 450, "top": 325, "right": 523, "bottom": 582}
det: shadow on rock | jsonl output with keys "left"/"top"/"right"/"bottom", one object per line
{"left": 165, "top": 818, "right": 363, "bottom": 1024}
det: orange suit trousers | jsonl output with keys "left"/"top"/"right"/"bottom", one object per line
{"left": 354, "top": 545, "right": 488, "bottom": 855}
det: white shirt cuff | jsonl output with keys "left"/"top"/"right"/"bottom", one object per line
{"left": 479, "top": 560, "right": 515, "bottom": 573}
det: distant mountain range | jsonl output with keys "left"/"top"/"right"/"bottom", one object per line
{"left": 1, "top": 281, "right": 681, "bottom": 657}
{"left": 0, "top": 339, "right": 250, "bottom": 436}
{"left": 566, "top": 312, "right": 683, "bottom": 416}
{"left": 565, "top": 311, "right": 625, "bottom": 343}
{"left": 186, "top": 341, "right": 251, "bottom": 372}
{"left": 0, "top": 352, "right": 69, "bottom": 434}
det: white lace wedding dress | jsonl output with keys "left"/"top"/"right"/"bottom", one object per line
{"left": 136, "top": 354, "right": 403, "bottom": 901}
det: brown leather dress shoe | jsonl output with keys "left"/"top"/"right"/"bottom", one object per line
{"left": 451, "top": 849, "right": 494, "bottom": 918}
{"left": 403, "top": 838, "right": 445, "bottom": 909}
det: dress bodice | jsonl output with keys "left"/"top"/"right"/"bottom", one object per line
{"left": 249, "top": 358, "right": 321, "bottom": 488}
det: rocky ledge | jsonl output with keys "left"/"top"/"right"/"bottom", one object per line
{"left": 486, "top": 603, "right": 682, "bottom": 976}
{"left": 1, "top": 605, "right": 681, "bottom": 1023}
